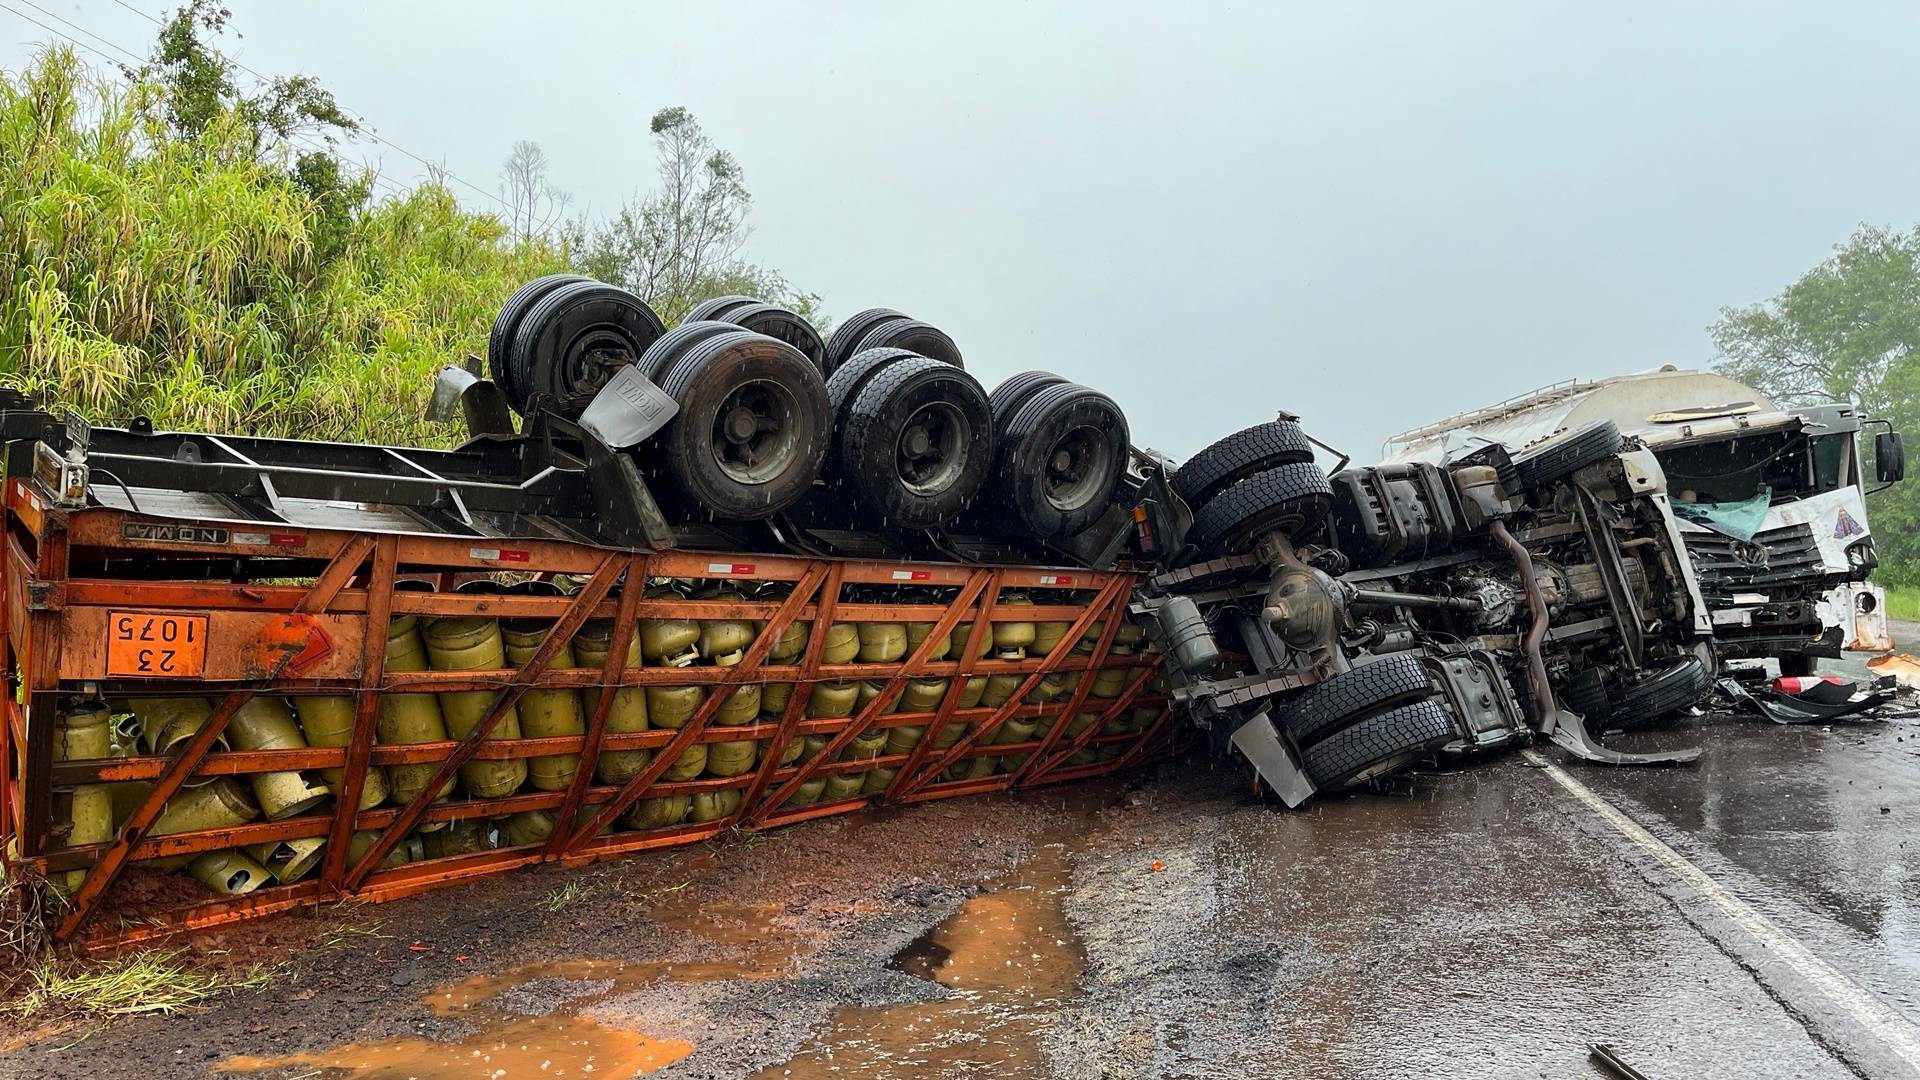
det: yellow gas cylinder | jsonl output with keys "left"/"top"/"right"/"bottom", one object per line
{"left": 962, "top": 754, "right": 999, "bottom": 779}
{"left": 759, "top": 681, "right": 794, "bottom": 718}
{"left": 639, "top": 584, "right": 702, "bottom": 666}
{"left": 146, "top": 779, "right": 259, "bottom": 872}
{"left": 861, "top": 767, "right": 897, "bottom": 795}
{"left": 1025, "top": 672, "right": 1072, "bottom": 705}
{"left": 422, "top": 613, "right": 527, "bottom": 798}
{"left": 799, "top": 734, "right": 832, "bottom": 762}
{"left": 905, "top": 618, "right": 953, "bottom": 661}
{"left": 898, "top": 676, "right": 948, "bottom": 713}
{"left": 855, "top": 679, "right": 884, "bottom": 712}
{"left": 695, "top": 584, "right": 758, "bottom": 666}
{"left": 127, "top": 697, "right": 227, "bottom": 760}
{"left": 1074, "top": 619, "right": 1108, "bottom": 655}
{"left": 808, "top": 681, "right": 859, "bottom": 719}
{"left": 823, "top": 771, "right": 865, "bottom": 800}
{"left": 756, "top": 583, "right": 810, "bottom": 662}
{"left": 56, "top": 699, "right": 113, "bottom": 760}
{"left": 347, "top": 829, "right": 423, "bottom": 870}
{"left": 706, "top": 738, "right": 757, "bottom": 777}
{"left": 764, "top": 734, "right": 804, "bottom": 767}
{"left": 689, "top": 788, "right": 743, "bottom": 823}
{"left": 715, "top": 684, "right": 762, "bottom": 726}
{"left": 661, "top": 743, "right": 708, "bottom": 781}
{"left": 844, "top": 728, "right": 887, "bottom": 761}
{"left": 502, "top": 809, "right": 556, "bottom": 847}
{"left": 857, "top": 621, "right": 907, "bottom": 663}
{"left": 930, "top": 720, "right": 969, "bottom": 753}
{"left": 1129, "top": 705, "right": 1160, "bottom": 733}
{"left": 884, "top": 725, "right": 924, "bottom": 756}
{"left": 951, "top": 621, "right": 994, "bottom": 660}
{"left": 821, "top": 622, "right": 860, "bottom": 664}
{"left": 993, "top": 594, "right": 1037, "bottom": 657}
{"left": 244, "top": 837, "right": 327, "bottom": 883}
{"left": 784, "top": 776, "right": 828, "bottom": 807}
{"left": 291, "top": 695, "right": 389, "bottom": 810}
{"left": 957, "top": 676, "right": 988, "bottom": 709}
{"left": 376, "top": 612, "right": 454, "bottom": 820}
{"left": 646, "top": 683, "right": 705, "bottom": 733}
{"left": 1115, "top": 620, "right": 1146, "bottom": 648}
{"left": 1065, "top": 711, "right": 1101, "bottom": 766}
{"left": 51, "top": 787, "right": 114, "bottom": 891}
{"left": 226, "top": 697, "right": 332, "bottom": 820}
{"left": 1091, "top": 647, "right": 1133, "bottom": 698}
{"left": 627, "top": 795, "right": 690, "bottom": 830}
{"left": 1031, "top": 614, "right": 1072, "bottom": 657}
{"left": 502, "top": 621, "right": 585, "bottom": 792}
{"left": 981, "top": 674, "right": 1022, "bottom": 709}
{"left": 187, "top": 849, "right": 271, "bottom": 895}
{"left": 422, "top": 818, "right": 495, "bottom": 859}
{"left": 995, "top": 717, "right": 1041, "bottom": 769}
{"left": 572, "top": 618, "right": 652, "bottom": 783}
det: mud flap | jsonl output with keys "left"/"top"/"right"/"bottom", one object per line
{"left": 429, "top": 362, "right": 516, "bottom": 437}
{"left": 1229, "top": 709, "right": 1316, "bottom": 807}
{"left": 1546, "top": 708, "right": 1701, "bottom": 766}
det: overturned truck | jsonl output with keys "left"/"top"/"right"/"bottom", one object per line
{"left": 1143, "top": 415, "right": 1711, "bottom": 805}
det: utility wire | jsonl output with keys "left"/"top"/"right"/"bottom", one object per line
{"left": 13, "top": 0, "right": 145, "bottom": 64}
{"left": 64, "top": 0, "right": 514, "bottom": 210}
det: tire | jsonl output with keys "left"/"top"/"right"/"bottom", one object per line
{"left": 508, "top": 281, "right": 667, "bottom": 415}
{"left": 638, "top": 321, "right": 750, "bottom": 383}
{"left": 994, "top": 382, "right": 1130, "bottom": 540}
{"left": 1276, "top": 654, "right": 1437, "bottom": 748}
{"left": 657, "top": 333, "right": 831, "bottom": 520}
{"left": 1173, "top": 420, "right": 1316, "bottom": 509}
{"left": 989, "top": 371, "right": 1068, "bottom": 432}
{"left": 718, "top": 302, "right": 828, "bottom": 374}
{"left": 1189, "top": 461, "right": 1333, "bottom": 555}
{"left": 1302, "top": 698, "right": 1456, "bottom": 791}
{"left": 1506, "top": 420, "right": 1623, "bottom": 493}
{"left": 847, "top": 318, "right": 964, "bottom": 369}
{"left": 826, "top": 347, "right": 920, "bottom": 419}
{"left": 1560, "top": 666, "right": 1610, "bottom": 723}
{"left": 824, "top": 308, "right": 909, "bottom": 375}
{"left": 489, "top": 273, "right": 588, "bottom": 407}
{"left": 682, "top": 295, "right": 760, "bottom": 323}
{"left": 840, "top": 356, "right": 994, "bottom": 528}
{"left": 1604, "top": 657, "right": 1712, "bottom": 732}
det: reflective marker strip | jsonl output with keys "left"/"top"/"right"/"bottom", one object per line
{"left": 707, "top": 562, "right": 754, "bottom": 575}
{"left": 1524, "top": 748, "right": 1920, "bottom": 1068}
{"left": 470, "top": 547, "right": 531, "bottom": 563}
{"left": 1039, "top": 575, "right": 1074, "bottom": 585}
{"left": 891, "top": 570, "right": 932, "bottom": 581}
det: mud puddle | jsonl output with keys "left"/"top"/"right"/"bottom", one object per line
{"left": 222, "top": 897, "right": 815, "bottom": 1079}
{"left": 752, "top": 841, "right": 1084, "bottom": 1079}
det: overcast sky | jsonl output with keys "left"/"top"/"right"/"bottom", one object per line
{"left": 7, "top": 2, "right": 1919, "bottom": 461}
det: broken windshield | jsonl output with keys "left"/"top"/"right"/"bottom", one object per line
{"left": 1657, "top": 429, "right": 1850, "bottom": 506}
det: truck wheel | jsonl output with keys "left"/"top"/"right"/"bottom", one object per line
{"left": 841, "top": 357, "right": 994, "bottom": 528}
{"left": 658, "top": 333, "right": 831, "bottom": 520}
{"left": 1505, "top": 420, "right": 1622, "bottom": 493}
{"left": 995, "top": 382, "right": 1129, "bottom": 539}
{"left": 1302, "top": 697, "right": 1456, "bottom": 791}
{"left": 1276, "top": 654, "right": 1437, "bottom": 748}
{"left": 1602, "top": 657, "right": 1712, "bottom": 732}
{"left": 989, "top": 371, "right": 1068, "bottom": 431}
{"left": 509, "top": 281, "right": 666, "bottom": 414}
{"left": 490, "top": 274, "right": 588, "bottom": 407}
{"left": 639, "top": 321, "right": 751, "bottom": 383}
{"left": 824, "top": 308, "right": 909, "bottom": 375}
{"left": 1173, "top": 420, "right": 1316, "bottom": 509}
{"left": 826, "top": 347, "right": 921, "bottom": 420}
{"left": 846, "top": 318, "right": 964, "bottom": 369}
{"left": 1189, "top": 461, "right": 1333, "bottom": 554}
{"left": 682, "top": 295, "right": 760, "bottom": 323}
{"left": 717, "top": 302, "right": 828, "bottom": 374}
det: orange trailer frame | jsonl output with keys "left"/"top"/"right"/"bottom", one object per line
{"left": 0, "top": 480, "right": 1179, "bottom": 951}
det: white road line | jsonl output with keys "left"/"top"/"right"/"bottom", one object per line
{"left": 1521, "top": 748, "right": 1920, "bottom": 1072}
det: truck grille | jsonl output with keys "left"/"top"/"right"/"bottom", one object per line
{"left": 1685, "top": 522, "right": 1826, "bottom": 593}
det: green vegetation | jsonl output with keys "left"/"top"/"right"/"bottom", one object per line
{"left": 1713, "top": 226, "right": 1920, "bottom": 584}
{"left": 0, "top": 2, "right": 811, "bottom": 448}
{"left": 1882, "top": 584, "right": 1920, "bottom": 624}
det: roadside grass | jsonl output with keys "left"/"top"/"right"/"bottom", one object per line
{"left": 1884, "top": 585, "right": 1920, "bottom": 623}
{"left": 13, "top": 949, "right": 273, "bottom": 1022}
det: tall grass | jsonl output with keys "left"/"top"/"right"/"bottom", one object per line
{"left": 0, "top": 49, "right": 566, "bottom": 446}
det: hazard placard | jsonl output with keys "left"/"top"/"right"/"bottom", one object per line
{"left": 106, "top": 611, "right": 209, "bottom": 677}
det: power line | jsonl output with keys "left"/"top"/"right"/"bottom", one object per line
{"left": 54, "top": 0, "right": 514, "bottom": 211}
{"left": 12, "top": 0, "right": 145, "bottom": 64}
{"left": 1, "top": 1, "right": 132, "bottom": 67}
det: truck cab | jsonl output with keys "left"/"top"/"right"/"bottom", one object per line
{"left": 1382, "top": 367, "right": 1899, "bottom": 673}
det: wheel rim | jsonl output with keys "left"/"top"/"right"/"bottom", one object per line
{"left": 709, "top": 379, "right": 800, "bottom": 485}
{"left": 1043, "top": 424, "right": 1112, "bottom": 512}
{"left": 894, "top": 401, "right": 971, "bottom": 497}
{"left": 560, "top": 326, "right": 640, "bottom": 398}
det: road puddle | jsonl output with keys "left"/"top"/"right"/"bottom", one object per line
{"left": 223, "top": 898, "right": 809, "bottom": 1078}
{"left": 753, "top": 842, "right": 1084, "bottom": 1079}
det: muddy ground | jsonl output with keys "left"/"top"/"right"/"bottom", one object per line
{"left": 6, "top": 664, "right": 1920, "bottom": 1078}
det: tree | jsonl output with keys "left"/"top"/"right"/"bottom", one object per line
{"left": 1711, "top": 225, "right": 1920, "bottom": 581}
{"left": 499, "top": 140, "right": 570, "bottom": 243}
{"left": 570, "top": 107, "right": 819, "bottom": 324}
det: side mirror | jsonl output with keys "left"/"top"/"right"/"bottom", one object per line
{"left": 1876, "top": 431, "right": 1905, "bottom": 483}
